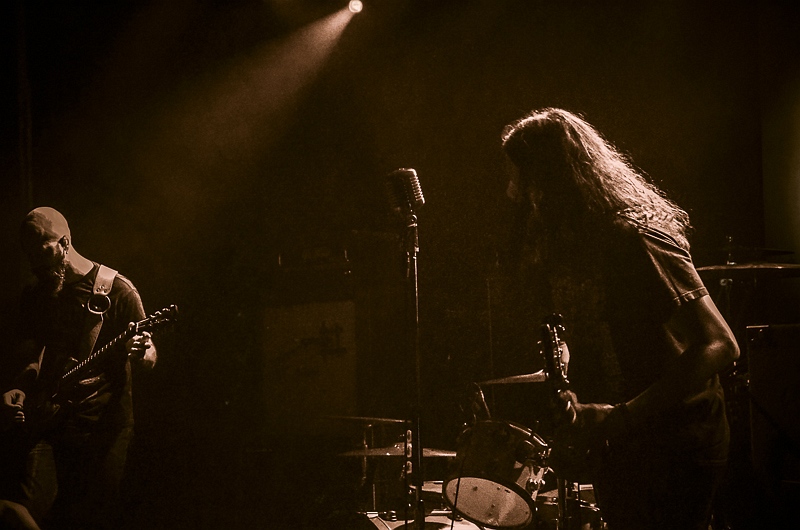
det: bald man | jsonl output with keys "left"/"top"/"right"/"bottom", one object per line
{"left": 1, "top": 207, "right": 157, "bottom": 529}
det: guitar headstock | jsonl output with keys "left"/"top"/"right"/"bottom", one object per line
{"left": 137, "top": 305, "right": 179, "bottom": 333}
{"left": 540, "top": 313, "right": 569, "bottom": 390}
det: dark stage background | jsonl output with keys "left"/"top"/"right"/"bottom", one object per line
{"left": 1, "top": 1, "right": 799, "bottom": 528}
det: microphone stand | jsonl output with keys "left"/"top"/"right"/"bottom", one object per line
{"left": 403, "top": 210, "right": 425, "bottom": 530}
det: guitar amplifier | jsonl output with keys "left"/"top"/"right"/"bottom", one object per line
{"left": 262, "top": 299, "right": 358, "bottom": 436}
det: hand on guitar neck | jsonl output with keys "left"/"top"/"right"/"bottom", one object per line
{"left": 555, "top": 390, "right": 627, "bottom": 447}
{"left": 125, "top": 324, "right": 157, "bottom": 370}
{"left": 540, "top": 315, "right": 627, "bottom": 448}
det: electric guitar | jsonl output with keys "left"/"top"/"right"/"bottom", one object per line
{"left": 24, "top": 304, "right": 178, "bottom": 434}
{"left": 540, "top": 314, "right": 600, "bottom": 484}
{"left": 539, "top": 315, "right": 589, "bottom": 530}
{"left": 540, "top": 313, "right": 574, "bottom": 422}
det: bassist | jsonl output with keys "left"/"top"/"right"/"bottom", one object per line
{"left": 1, "top": 207, "right": 157, "bottom": 530}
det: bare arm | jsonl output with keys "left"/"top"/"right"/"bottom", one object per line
{"left": 559, "top": 294, "right": 739, "bottom": 442}
{"left": 625, "top": 294, "right": 739, "bottom": 421}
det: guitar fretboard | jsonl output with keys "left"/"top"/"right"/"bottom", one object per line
{"left": 58, "top": 305, "right": 175, "bottom": 382}
{"left": 61, "top": 328, "right": 136, "bottom": 381}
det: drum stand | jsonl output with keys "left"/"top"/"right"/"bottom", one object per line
{"left": 555, "top": 479, "right": 588, "bottom": 530}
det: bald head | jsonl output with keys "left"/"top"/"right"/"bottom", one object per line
{"left": 19, "top": 207, "right": 77, "bottom": 294}
{"left": 20, "top": 207, "right": 71, "bottom": 243}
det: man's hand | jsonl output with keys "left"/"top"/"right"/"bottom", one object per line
{"left": 555, "top": 390, "right": 627, "bottom": 448}
{"left": 125, "top": 323, "right": 157, "bottom": 370}
{"left": 2, "top": 389, "right": 27, "bottom": 424}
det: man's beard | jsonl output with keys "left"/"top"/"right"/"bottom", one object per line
{"left": 37, "top": 256, "right": 68, "bottom": 297}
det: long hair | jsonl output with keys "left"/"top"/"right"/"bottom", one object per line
{"left": 502, "top": 108, "right": 691, "bottom": 252}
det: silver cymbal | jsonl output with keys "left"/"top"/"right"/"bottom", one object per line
{"left": 339, "top": 444, "right": 456, "bottom": 458}
{"left": 697, "top": 262, "right": 800, "bottom": 280}
{"left": 698, "top": 245, "right": 794, "bottom": 257}
{"left": 324, "top": 415, "right": 408, "bottom": 425}
{"left": 478, "top": 370, "right": 547, "bottom": 385}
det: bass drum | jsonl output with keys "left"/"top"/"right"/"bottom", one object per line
{"left": 443, "top": 420, "right": 548, "bottom": 529}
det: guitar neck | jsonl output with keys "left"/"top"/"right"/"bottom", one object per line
{"left": 61, "top": 327, "right": 135, "bottom": 382}
{"left": 58, "top": 305, "right": 176, "bottom": 383}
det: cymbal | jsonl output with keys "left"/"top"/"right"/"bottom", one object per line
{"left": 324, "top": 415, "right": 408, "bottom": 425}
{"left": 339, "top": 444, "right": 456, "bottom": 458}
{"left": 698, "top": 245, "right": 794, "bottom": 258}
{"left": 697, "top": 262, "right": 800, "bottom": 280}
{"left": 478, "top": 370, "right": 547, "bottom": 385}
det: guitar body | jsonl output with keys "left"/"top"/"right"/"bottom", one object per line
{"left": 18, "top": 305, "right": 177, "bottom": 442}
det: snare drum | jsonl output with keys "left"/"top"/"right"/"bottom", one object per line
{"left": 533, "top": 485, "right": 602, "bottom": 530}
{"left": 443, "top": 420, "right": 548, "bottom": 529}
{"left": 534, "top": 498, "right": 602, "bottom": 530}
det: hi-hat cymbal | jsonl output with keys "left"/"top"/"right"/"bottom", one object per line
{"left": 697, "top": 263, "right": 800, "bottom": 280}
{"left": 339, "top": 444, "right": 456, "bottom": 458}
{"left": 324, "top": 415, "right": 408, "bottom": 425}
{"left": 478, "top": 370, "right": 547, "bottom": 385}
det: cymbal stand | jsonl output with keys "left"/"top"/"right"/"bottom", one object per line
{"left": 715, "top": 235, "right": 754, "bottom": 372}
{"left": 360, "top": 423, "right": 376, "bottom": 511}
{"left": 556, "top": 479, "right": 581, "bottom": 530}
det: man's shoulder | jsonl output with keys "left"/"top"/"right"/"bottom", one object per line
{"left": 110, "top": 273, "right": 141, "bottom": 301}
{"left": 112, "top": 273, "right": 137, "bottom": 290}
{"left": 611, "top": 214, "right": 686, "bottom": 253}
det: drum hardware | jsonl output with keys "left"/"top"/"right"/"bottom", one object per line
{"left": 365, "top": 509, "right": 483, "bottom": 529}
{"left": 353, "top": 311, "right": 607, "bottom": 530}
{"left": 535, "top": 488, "right": 603, "bottom": 530}
{"left": 443, "top": 419, "right": 550, "bottom": 528}
{"left": 441, "top": 418, "right": 603, "bottom": 530}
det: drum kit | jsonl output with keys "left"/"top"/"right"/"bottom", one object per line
{"left": 332, "top": 370, "right": 604, "bottom": 530}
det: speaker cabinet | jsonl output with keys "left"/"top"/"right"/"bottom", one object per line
{"left": 263, "top": 299, "right": 358, "bottom": 436}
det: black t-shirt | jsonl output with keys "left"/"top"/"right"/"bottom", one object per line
{"left": 545, "top": 216, "right": 728, "bottom": 463}
{"left": 17, "top": 263, "right": 145, "bottom": 432}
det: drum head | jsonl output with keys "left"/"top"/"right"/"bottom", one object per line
{"left": 443, "top": 477, "right": 533, "bottom": 528}
{"left": 443, "top": 420, "right": 540, "bottom": 528}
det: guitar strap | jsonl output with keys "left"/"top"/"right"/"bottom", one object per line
{"left": 78, "top": 264, "right": 118, "bottom": 361}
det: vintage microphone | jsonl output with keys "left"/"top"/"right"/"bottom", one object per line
{"left": 385, "top": 168, "right": 425, "bottom": 218}
{"left": 384, "top": 168, "right": 426, "bottom": 529}
{"left": 385, "top": 168, "right": 425, "bottom": 277}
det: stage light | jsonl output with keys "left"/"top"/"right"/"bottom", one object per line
{"left": 348, "top": 1, "right": 363, "bottom": 14}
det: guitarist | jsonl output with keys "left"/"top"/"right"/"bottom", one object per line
{"left": 1, "top": 207, "right": 157, "bottom": 529}
{"left": 500, "top": 109, "right": 739, "bottom": 530}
